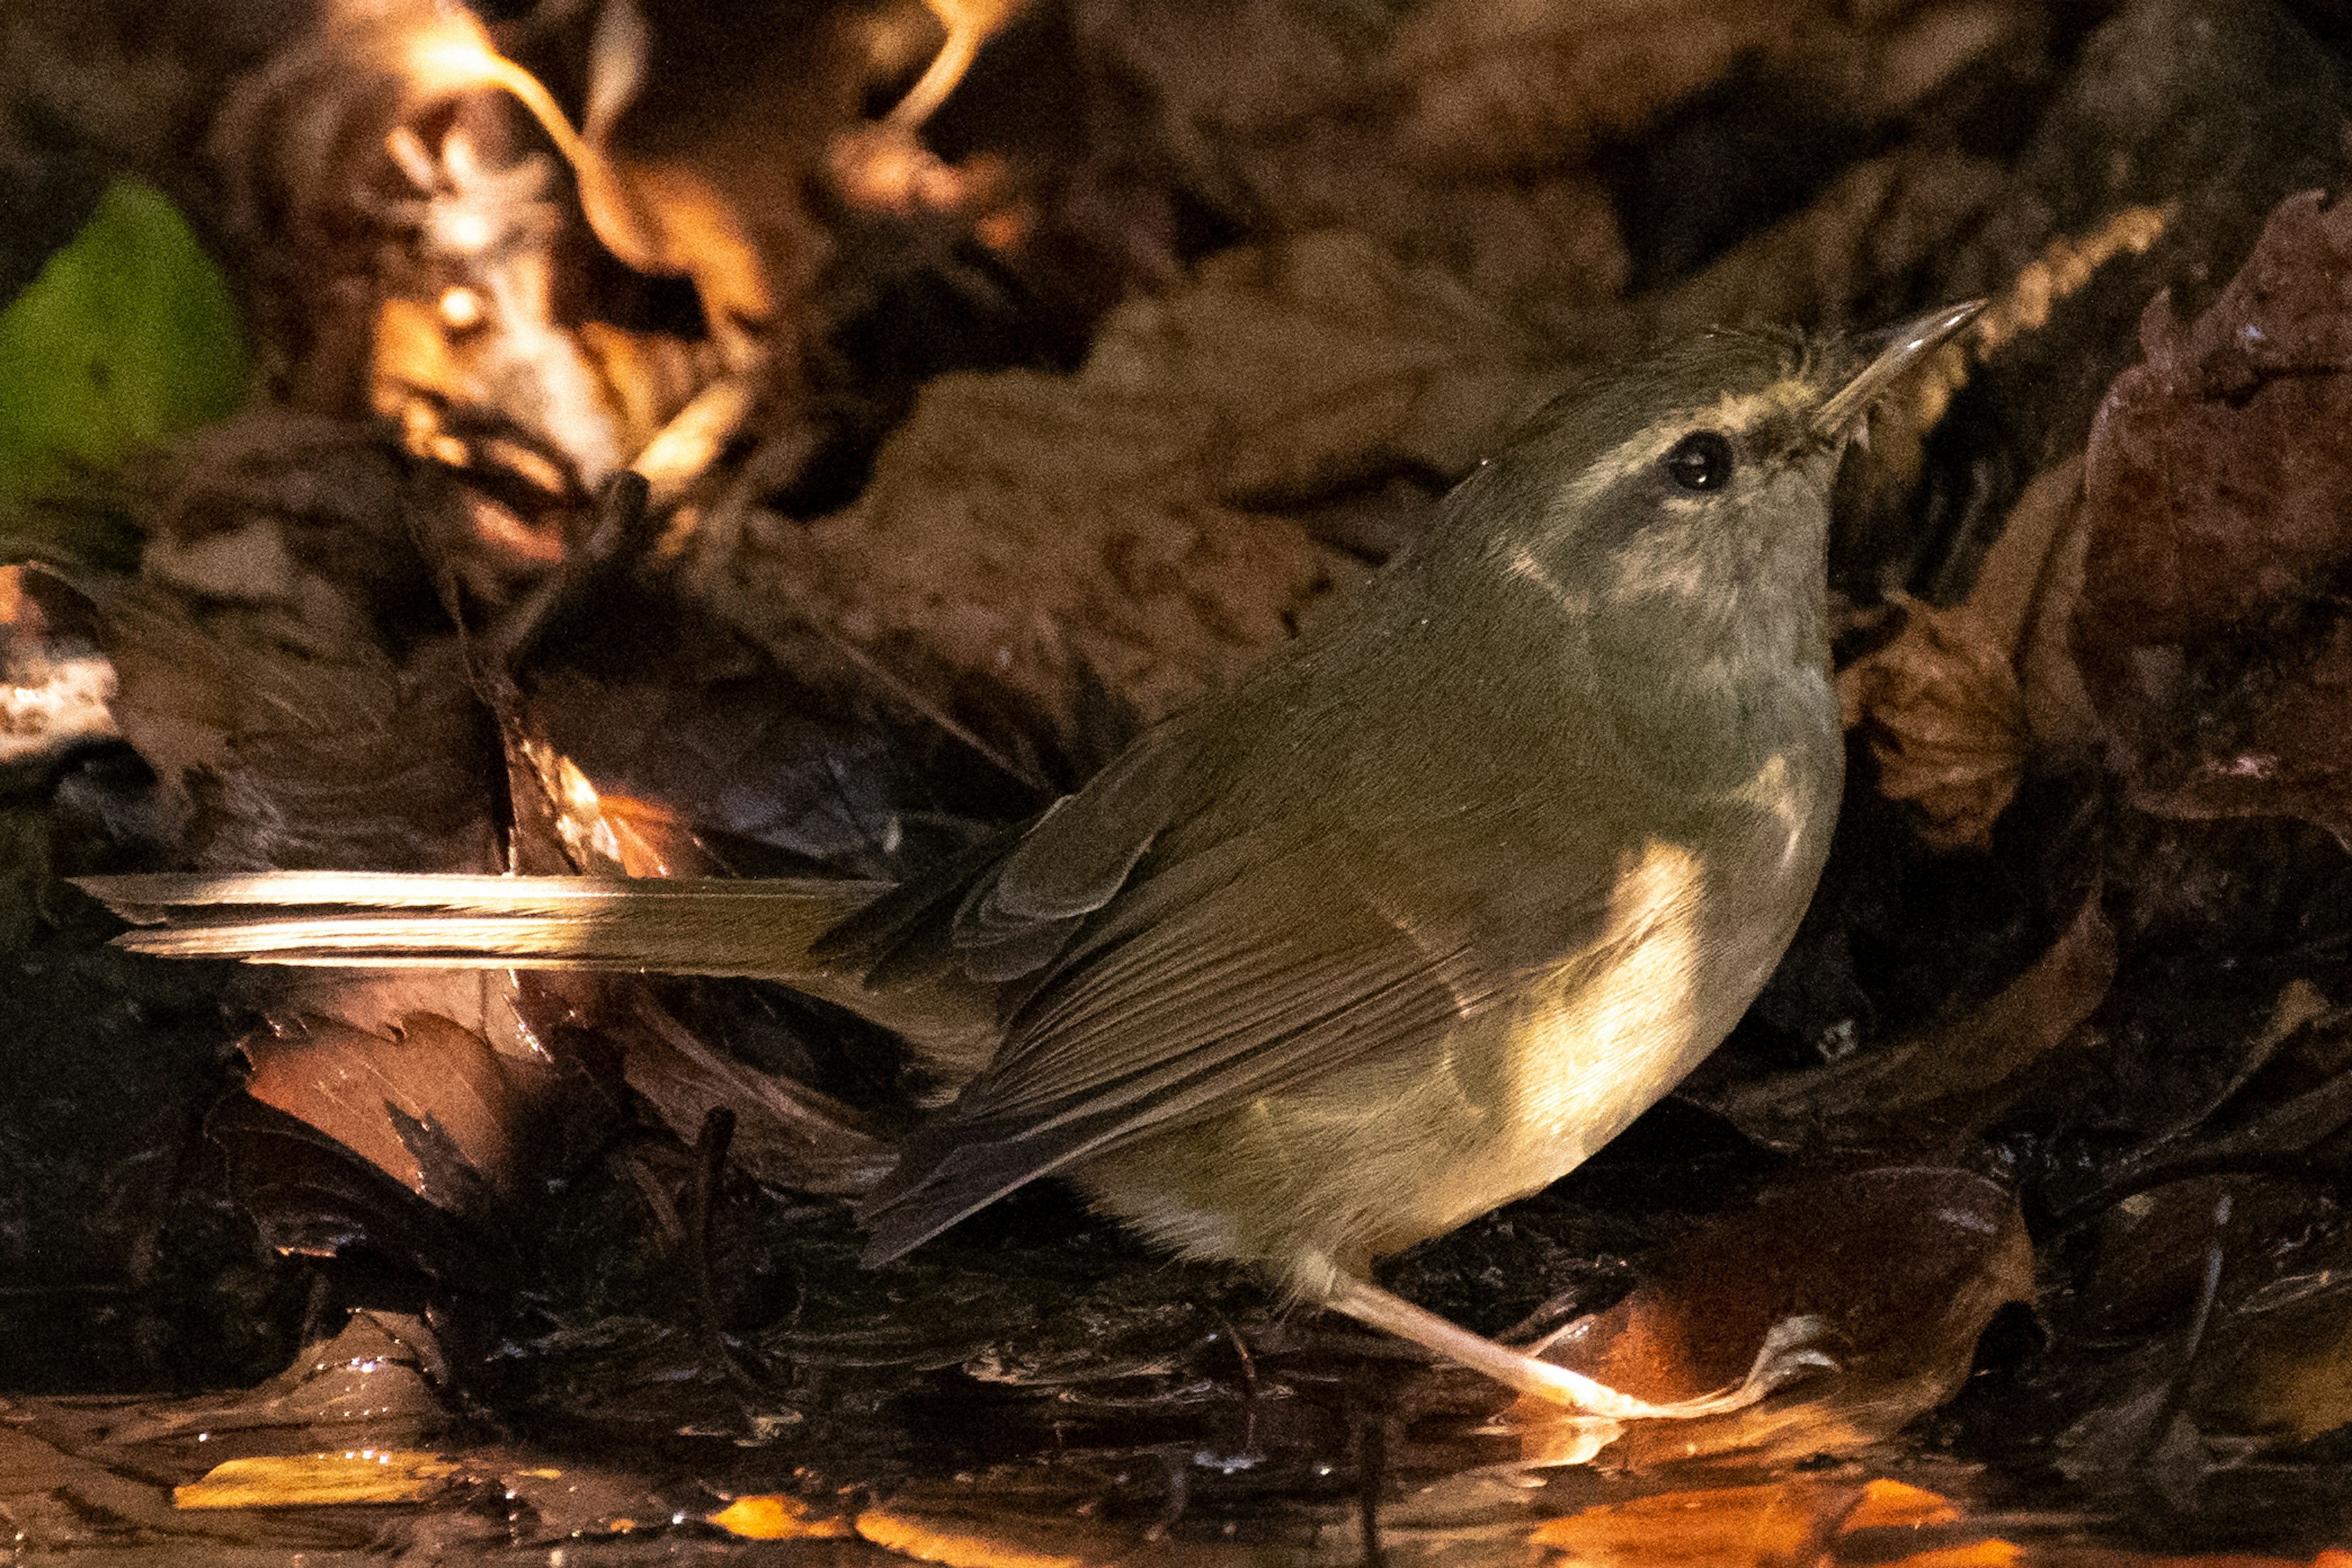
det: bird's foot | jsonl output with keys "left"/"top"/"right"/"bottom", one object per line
{"left": 1325, "top": 1271, "right": 1836, "bottom": 1419}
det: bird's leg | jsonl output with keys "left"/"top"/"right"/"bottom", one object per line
{"left": 1324, "top": 1273, "right": 1833, "bottom": 1418}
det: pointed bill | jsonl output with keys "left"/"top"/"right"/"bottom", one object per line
{"left": 1809, "top": 300, "right": 1985, "bottom": 438}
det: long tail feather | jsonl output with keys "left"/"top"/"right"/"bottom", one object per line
{"left": 77, "top": 870, "right": 1005, "bottom": 1080}
{"left": 78, "top": 872, "right": 889, "bottom": 978}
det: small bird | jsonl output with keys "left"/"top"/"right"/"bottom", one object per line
{"left": 83, "top": 302, "right": 1980, "bottom": 1417}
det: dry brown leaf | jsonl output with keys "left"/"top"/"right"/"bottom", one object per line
{"left": 1074, "top": 0, "right": 1631, "bottom": 321}
{"left": 1845, "top": 456, "right": 2099, "bottom": 847}
{"left": 1702, "top": 893, "right": 2116, "bottom": 1151}
{"left": 1853, "top": 597, "right": 2030, "bottom": 851}
{"left": 620, "top": 997, "right": 895, "bottom": 1198}
{"left": 692, "top": 228, "right": 1542, "bottom": 728}
{"left": 1526, "top": 1167, "right": 2035, "bottom": 1468}
{"left": 241, "top": 1012, "right": 530, "bottom": 1199}
{"left": 1394, "top": 0, "right": 1783, "bottom": 175}
{"left": 2073, "top": 184, "right": 2352, "bottom": 847}
{"left": 95, "top": 584, "right": 497, "bottom": 873}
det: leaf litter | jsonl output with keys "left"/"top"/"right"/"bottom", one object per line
{"left": 4, "top": 0, "right": 2352, "bottom": 1562}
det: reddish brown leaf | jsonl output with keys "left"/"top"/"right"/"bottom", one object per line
{"left": 1526, "top": 1167, "right": 2035, "bottom": 1466}
{"left": 241, "top": 1012, "right": 527, "bottom": 1199}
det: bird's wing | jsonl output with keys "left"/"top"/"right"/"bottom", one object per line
{"left": 854, "top": 780, "right": 1624, "bottom": 1264}
{"left": 812, "top": 702, "right": 1208, "bottom": 990}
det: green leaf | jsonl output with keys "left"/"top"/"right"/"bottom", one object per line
{"left": 0, "top": 179, "right": 246, "bottom": 566}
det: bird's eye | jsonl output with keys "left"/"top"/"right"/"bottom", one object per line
{"left": 1662, "top": 431, "right": 1734, "bottom": 492}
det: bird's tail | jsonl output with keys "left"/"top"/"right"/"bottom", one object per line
{"left": 79, "top": 871, "right": 888, "bottom": 976}
{"left": 75, "top": 870, "right": 1008, "bottom": 1074}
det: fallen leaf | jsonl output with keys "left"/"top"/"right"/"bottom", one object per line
{"left": 1845, "top": 1478, "right": 1964, "bottom": 1532}
{"left": 1875, "top": 1544, "right": 2022, "bottom": 1568}
{"left": 240, "top": 1011, "right": 527, "bottom": 1199}
{"left": 1852, "top": 597, "right": 2030, "bottom": 851}
{"left": 1395, "top": 0, "right": 2030, "bottom": 177}
{"left": 708, "top": 1493, "right": 855, "bottom": 1540}
{"left": 856, "top": 1501, "right": 1096, "bottom": 1568}
{"left": 1528, "top": 1479, "right": 1863, "bottom": 1567}
{"left": 621, "top": 996, "right": 895, "bottom": 1198}
{"left": 1704, "top": 894, "right": 2116, "bottom": 1152}
{"left": 1844, "top": 455, "right": 2099, "bottom": 848}
{"left": 0, "top": 1425, "right": 187, "bottom": 1547}
{"left": 0, "top": 180, "right": 245, "bottom": 566}
{"left": 94, "top": 582, "right": 498, "bottom": 873}
{"left": 203, "top": 1095, "right": 497, "bottom": 1284}
{"left": 108, "top": 1310, "right": 452, "bottom": 1449}
{"left": 693, "top": 228, "right": 1538, "bottom": 729}
{"left": 1626, "top": 146, "right": 2008, "bottom": 344}
{"left": 2079, "top": 188, "right": 2352, "bottom": 661}
{"left": 2072, "top": 184, "right": 2352, "bottom": 848}
{"left": 174, "top": 1449, "right": 461, "bottom": 1509}
{"left": 1527, "top": 1167, "right": 2035, "bottom": 1466}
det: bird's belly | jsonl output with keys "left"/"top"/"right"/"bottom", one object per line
{"left": 1071, "top": 834, "right": 1812, "bottom": 1294}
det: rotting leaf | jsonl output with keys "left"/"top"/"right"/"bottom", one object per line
{"left": 0, "top": 1424, "right": 189, "bottom": 1548}
{"left": 2079, "top": 187, "right": 2352, "bottom": 663}
{"left": 620, "top": 996, "right": 895, "bottom": 1199}
{"left": 93, "top": 583, "right": 497, "bottom": 873}
{"left": 2199, "top": 1270, "right": 2352, "bottom": 1445}
{"left": 1080, "top": 1, "right": 2014, "bottom": 330}
{"left": 1524, "top": 1167, "right": 2034, "bottom": 1467}
{"left": 105, "top": 1309, "right": 453, "bottom": 1450}
{"left": 1528, "top": 1479, "right": 1867, "bottom": 1567}
{"left": 205, "top": 1094, "right": 495, "bottom": 1286}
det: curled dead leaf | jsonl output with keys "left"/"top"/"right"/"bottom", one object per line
{"left": 1853, "top": 595, "right": 2029, "bottom": 851}
{"left": 1844, "top": 456, "right": 2100, "bottom": 847}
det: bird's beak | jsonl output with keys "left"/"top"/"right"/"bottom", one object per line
{"left": 1809, "top": 300, "right": 1986, "bottom": 439}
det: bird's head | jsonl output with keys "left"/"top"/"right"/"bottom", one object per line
{"left": 1432, "top": 301, "right": 1983, "bottom": 663}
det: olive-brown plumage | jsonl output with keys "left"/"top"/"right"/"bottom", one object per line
{"left": 83, "top": 302, "right": 1981, "bottom": 1413}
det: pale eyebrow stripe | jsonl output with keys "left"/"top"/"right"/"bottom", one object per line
{"left": 1547, "top": 382, "right": 1817, "bottom": 516}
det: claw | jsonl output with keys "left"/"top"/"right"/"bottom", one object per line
{"left": 1581, "top": 1312, "right": 1840, "bottom": 1422}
